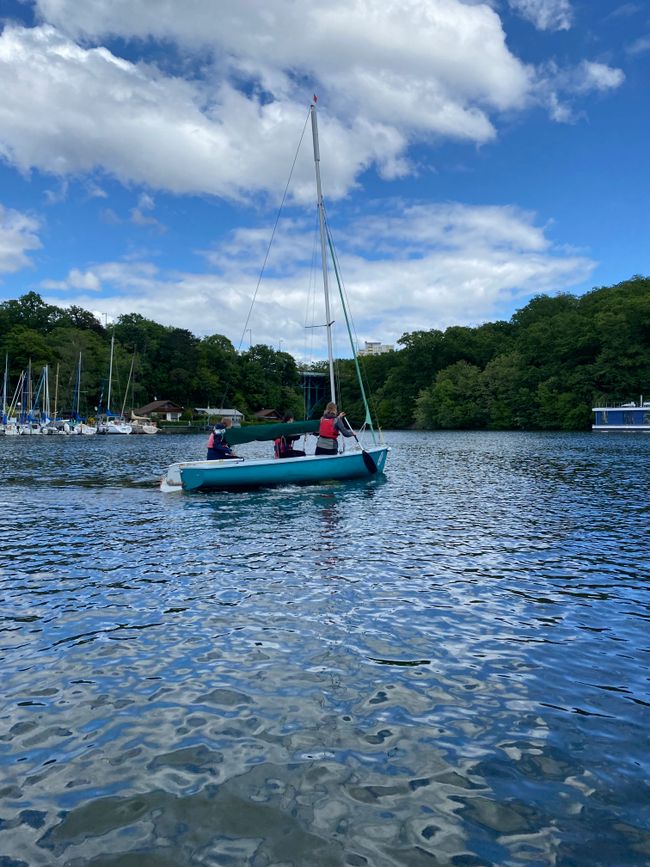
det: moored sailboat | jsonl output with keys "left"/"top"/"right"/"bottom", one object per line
{"left": 69, "top": 353, "right": 97, "bottom": 435}
{"left": 161, "top": 101, "right": 389, "bottom": 492}
{"left": 97, "top": 334, "right": 132, "bottom": 434}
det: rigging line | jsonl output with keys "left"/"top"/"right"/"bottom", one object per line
{"left": 324, "top": 220, "right": 378, "bottom": 440}
{"left": 219, "top": 106, "right": 312, "bottom": 410}
{"left": 324, "top": 212, "right": 381, "bottom": 425}
{"left": 303, "top": 216, "right": 321, "bottom": 366}
{"left": 236, "top": 107, "right": 312, "bottom": 351}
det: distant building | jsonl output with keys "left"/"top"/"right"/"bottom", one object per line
{"left": 357, "top": 340, "right": 394, "bottom": 357}
{"left": 134, "top": 399, "right": 183, "bottom": 421}
{"left": 254, "top": 409, "right": 282, "bottom": 421}
{"left": 195, "top": 407, "right": 244, "bottom": 426}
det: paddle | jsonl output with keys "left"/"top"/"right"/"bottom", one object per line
{"left": 342, "top": 415, "right": 377, "bottom": 474}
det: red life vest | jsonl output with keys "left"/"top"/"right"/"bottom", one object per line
{"left": 274, "top": 436, "right": 283, "bottom": 458}
{"left": 319, "top": 416, "right": 338, "bottom": 439}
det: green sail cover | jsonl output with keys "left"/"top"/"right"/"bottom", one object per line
{"left": 224, "top": 419, "right": 319, "bottom": 446}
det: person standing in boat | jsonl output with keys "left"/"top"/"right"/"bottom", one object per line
{"left": 206, "top": 417, "right": 238, "bottom": 460}
{"left": 314, "top": 402, "right": 355, "bottom": 456}
{"left": 274, "top": 415, "right": 306, "bottom": 459}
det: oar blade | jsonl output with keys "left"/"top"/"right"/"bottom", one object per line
{"left": 362, "top": 449, "right": 378, "bottom": 474}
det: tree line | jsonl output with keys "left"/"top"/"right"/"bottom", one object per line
{"left": 1, "top": 275, "right": 648, "bottom": 429}
{"left": 337, "top": 275, "right": 650, "bottom": 430}
{"left": 0, "top": 292, "right": 305, "bottom": 421}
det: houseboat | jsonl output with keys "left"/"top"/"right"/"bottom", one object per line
{"left": 592, "top": 398, "right": 650, "bottom": 432}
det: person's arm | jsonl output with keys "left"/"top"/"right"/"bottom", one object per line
{"left": 334, "top": 414, "right": 355, "bottom": 437}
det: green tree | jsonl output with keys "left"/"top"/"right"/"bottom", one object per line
{"left": 416, "top": 361, "right": 486, "bottom": 429}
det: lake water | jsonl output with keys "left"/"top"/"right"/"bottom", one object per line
{"left": 1, "top": 431, "right": 649, "bottom": 866}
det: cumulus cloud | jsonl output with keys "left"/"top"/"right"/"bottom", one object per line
{"left": 0, "top": 205, "right": 41, "bottom": 274}
{"left": 41, "top": 267, "right": 102, "bottom": 291}
{"left": 42, "top": 201, "right": 595, "bottom": 354}
{"left": 0, "top": 1, "right": 531, "bottom": 201}
{"left": 508, "top": 0, "right": 573, "bottom": 31}
{"left": 574, "top": 62, "right": 625, "bottom": 92}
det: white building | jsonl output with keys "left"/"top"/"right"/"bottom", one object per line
{"left": 195, "top": 407, "right": 244, "bottom": 426}
{"left": 358, "top": 340, "right": 394, "bottom": 357}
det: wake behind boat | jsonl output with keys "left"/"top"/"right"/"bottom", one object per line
{"left": 160, "top": 100, "right": 389, "bottom": 493}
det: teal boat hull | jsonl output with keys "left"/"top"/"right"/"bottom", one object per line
{"left": 161, "top": 446, "right": 389, "bottom": 492}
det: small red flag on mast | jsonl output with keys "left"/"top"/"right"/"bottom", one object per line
{"left": 313, "top": 94, "right": 318, "bottom": 103}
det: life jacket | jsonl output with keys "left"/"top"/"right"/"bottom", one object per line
{"left": 208, "top": 425, "right": 227, "bottom": 450}
{"left": 274, "top": 436, "right": 284, "bottom": 458}
{"left": 319, "top": 416, "right": 338, "bottom": 439}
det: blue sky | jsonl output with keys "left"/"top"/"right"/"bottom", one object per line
{"left": 0, "top": 0, "right": 648, "bottom": 359}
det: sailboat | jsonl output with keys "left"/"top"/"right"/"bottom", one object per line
{"left": 98, "top": 334, "right": 132, "bottom": 434}
{"left": 161, "top": 101, "right": 389, "bottom": 492}
{"left": 0, "top": 354, "right": 13, "bottom": 435}
{"left": 123, "top": 352, "right": 159, "bottom": 434}
{"left": 69, "top": 353, "right": 97, "bottom": 435}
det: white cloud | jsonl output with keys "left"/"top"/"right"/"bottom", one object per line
{"left": 575, "top": 62, "right": 625, "bottom": 92}
{"left": 0, "top": 205, "right": 41, "bottom": 274}
{"left": 0, "top": 3, "right": 531, "bottom": 201}
{"left": 535, "top": 59, "right": 624, "bottom": 123}
{"left": 508, "top": 0, "right": 573, "bottom": 31}
{"left": 42, "top": 201, "right": 595, "bottom": 353}
{"left": 42, "top": 267, "right": 102, "bottom": 291}
{"left": 130, "top": 193, "right": 166, "bottom": 232}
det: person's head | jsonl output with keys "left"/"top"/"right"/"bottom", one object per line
{"left": 220, "top": 416, "right": 232, "bottom": 428}
{"left": 325, "top": 402, "right": 337, "bottom": 415}
{"left": 282, "top": 413, "right": 294, "bottom": 423}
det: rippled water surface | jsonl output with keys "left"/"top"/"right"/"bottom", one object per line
{"left": 1, "top": 431, "right": 649, "bottom": 866}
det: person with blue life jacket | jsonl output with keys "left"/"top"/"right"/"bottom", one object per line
{"left": 274, "top": 414, "right": 306, "bottom": 459}
{"left": 315, "top": 402, "right": 355, "bottom": 456}
{"left": 206, "top": 417, "right": 238, "bottom": 460}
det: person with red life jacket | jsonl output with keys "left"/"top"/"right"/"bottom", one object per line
{"left": 274, "top": 415, "right": 306, "bottom": 459}
{"left": 206, "top": 417, "right": 238, "bottom": 460}
{"left": 315, "top": 402, "right": 355, "bottom": 456}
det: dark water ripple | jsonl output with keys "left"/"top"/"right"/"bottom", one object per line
{"left": 1, "top": 431, "right": 649, "bottom": 866}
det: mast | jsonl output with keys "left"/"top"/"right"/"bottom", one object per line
{"left": 44, "top": 364, "right": 50, "bottom": 421}
{"left": 121, "top": 352, "right": 135, "bottom": 419}
{"left": 53, "top": 363, "right": 59, "bottom": 421}
{"left": 27, "top": 360, "right": 32, "bottom": 421}
{"left": 310, "top": 101, "right": 337, "bottom": 405}
{"left": 107, "top": 332, "right": 114, "bottom": 414}
{"left": 76, "top": 353, "right": 82, "bottom": 419}
{"left": 2, "top": 353, "right": 7, "bottom": 423}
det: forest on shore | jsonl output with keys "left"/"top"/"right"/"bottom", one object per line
{"left": 1, "top": 275, "right": 648, "bottom": 430}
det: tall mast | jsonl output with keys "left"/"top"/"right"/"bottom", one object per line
{"left": 121, "top": 352, "right": 135, "bottom": 419}
{"left": 44, "top": 365, "right": 50, "bottom": 421}
{"left": 2, "top": 353, "right": 7, "bottom": 421}
{"left": 107, "top": 332, "right": 114, "bottom": 413}
{"left": 53, "top": 363, "right": 59, "bottom": 421}
{"left": 76, "top": 353, "right": 82, "bottom": 418}
{"left": 310, "top": 102, "right": 337, "bottom": 405}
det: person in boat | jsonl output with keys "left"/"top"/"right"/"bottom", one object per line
{"left": 206, "top": 417, "right": 238, "bottom": 460}
{"left": 274, "top": 414, "right": 306, "bottom": 459}
{"left": 315, "top": 402, "right": 355, "bottom": 456}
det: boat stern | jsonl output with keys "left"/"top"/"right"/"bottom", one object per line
{"left": 160, "top": 463, "right": 184, "bottom": 493}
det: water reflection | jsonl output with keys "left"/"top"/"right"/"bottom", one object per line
{"left": 1, "top": 432, "right": 649, "bottom": 864}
